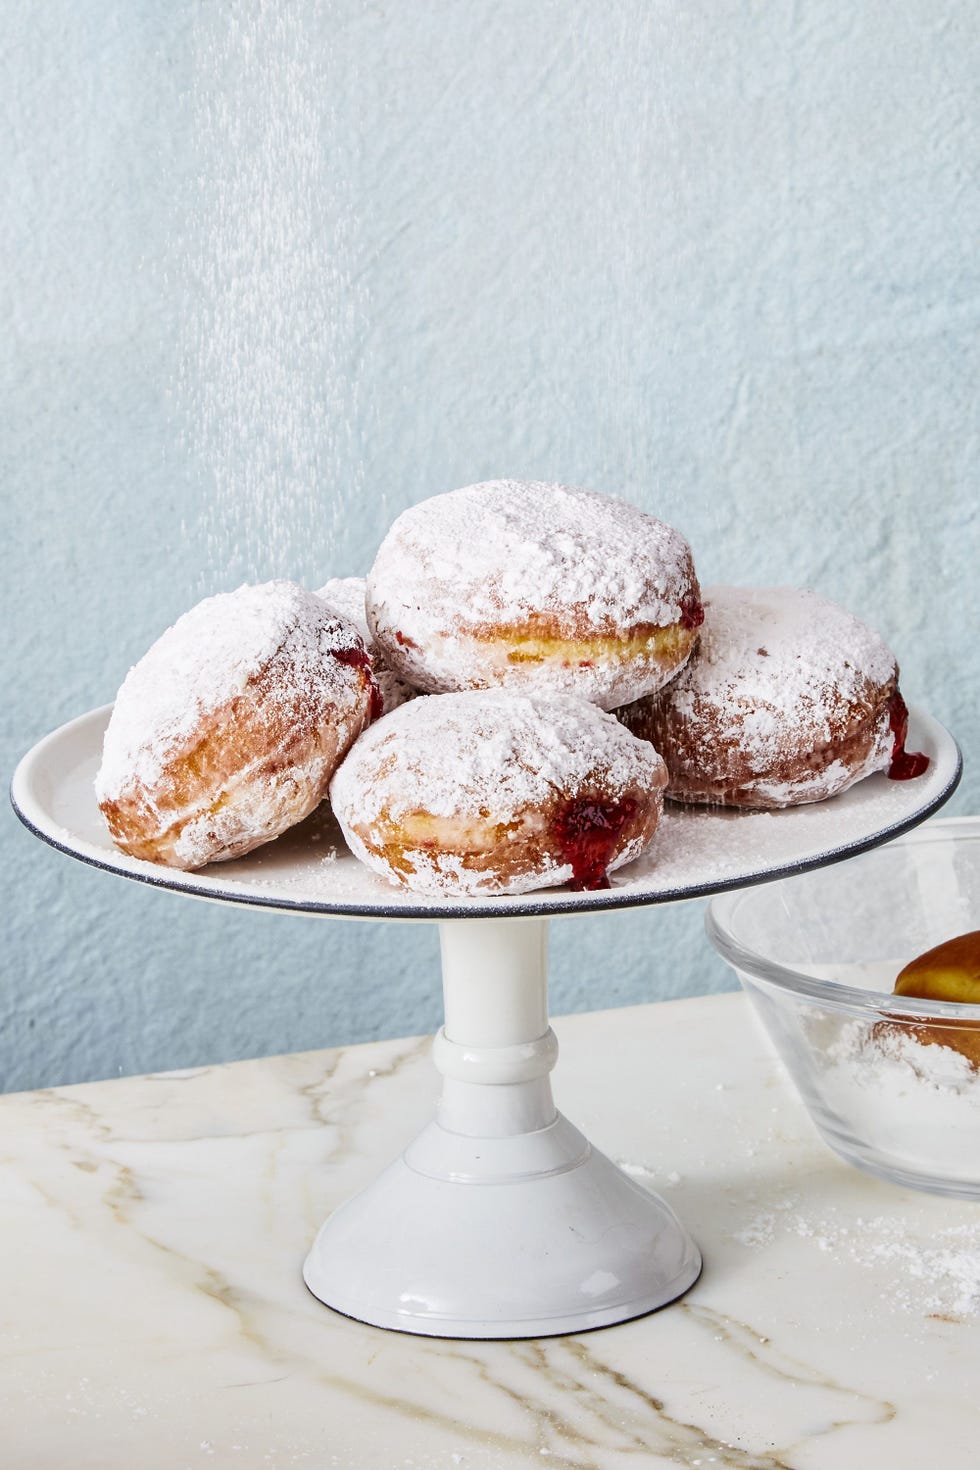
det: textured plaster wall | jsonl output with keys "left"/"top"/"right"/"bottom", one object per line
{"left": 3, "top": 1, "right": 977, "bottom": 1091}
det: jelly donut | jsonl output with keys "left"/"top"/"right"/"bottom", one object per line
{"left": 616, "top": 585, "right": 928, "bottom": 809}
{"left": 96, "top": 581, "right": 380, "bottom": 869}
{"left": 330, "top": 690, "right": 668, "bottom": 896}
{"left": 366, "top": 480, "right": 702, "bottom": 712}
{"left": 315, "top": 576, "right": 414, "bottom": 714}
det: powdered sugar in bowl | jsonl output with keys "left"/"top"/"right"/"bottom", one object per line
{"left": 707, "top": 817, "right": 980, "bottom": 1199}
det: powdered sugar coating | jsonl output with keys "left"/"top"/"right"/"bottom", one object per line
{"left": 331, "top": 689, "right": 667, "bottom": 896}
{"left": 620, "top": 585, "right": 899, "bottom": 807}
{"left": 675, "top": 585, "right": 895, "bottom": 709}
{"left": 315, "top": 576, "right": 414, "bottom": 714}
{"left": 96, "top": 582, "right": 376, "bottom": 868}
{"left": 97, "top": 582, "right": 365, "bottom": 798}
{"left": 366, "top": 481, "right": 700, "bottom": 710}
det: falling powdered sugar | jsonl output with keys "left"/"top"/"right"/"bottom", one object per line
{"left": 168, "top": 4, "right": 370, "bottom": 588}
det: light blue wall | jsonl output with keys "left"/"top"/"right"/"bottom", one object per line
{"left": 4, "top": 1, "right": 977, "bottom": 1090}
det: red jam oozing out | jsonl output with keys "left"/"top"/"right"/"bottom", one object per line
{"left": 680, "top": 593, "right": 705, "bottom": 631}
{"left": 333, "top": 646, "right": 384, "bottom": 723}
{"left": 552, "top": 796, "right": 639, "bottom": 891}
{"left": 887, "top": 691, "right": 929, "bottom": 781}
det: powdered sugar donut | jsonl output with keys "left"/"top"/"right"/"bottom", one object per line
{"left": 366, "top": 481, "right": 702, "bottom": 712}
{"left": 616, "top": 585, "right": 928, "bottom": 809}
{"left": 330, "top": 689, "right": 668, "bottom": 897}
{"left": 315, "top": 575, "right": 414, "bottom": 714}
{"left": 96, "top": 582, "right": 380, "bottom": 869}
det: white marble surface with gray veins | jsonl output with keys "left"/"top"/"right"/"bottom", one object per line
{"left": 2, "top": 992, "right": 978, "bottom": 1468}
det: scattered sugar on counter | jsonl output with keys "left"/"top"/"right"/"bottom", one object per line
{"left": 732, "top": 1194, "right": 980, "bottom": 1319}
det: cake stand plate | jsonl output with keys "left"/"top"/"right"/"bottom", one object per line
{"left": 10, "top": 706, "right": 961, "bottom": 1338}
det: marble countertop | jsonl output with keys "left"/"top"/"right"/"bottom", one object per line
{"left": 2, "top": 990, "right": 978, "bottom": 1469}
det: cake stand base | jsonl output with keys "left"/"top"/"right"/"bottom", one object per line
{"left": 303, "top": 918, "right": 701, "bottom": 1338}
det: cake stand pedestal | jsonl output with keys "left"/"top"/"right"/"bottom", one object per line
{"left": 304, "top": 917, "right": 700, "bottom": 1335}
{"left": 11, "top": 704, "right": 960, "bottom": 1338}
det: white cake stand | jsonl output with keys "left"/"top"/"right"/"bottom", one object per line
{"left": 11, "top": 705, "right": 961, "bottom": 1339}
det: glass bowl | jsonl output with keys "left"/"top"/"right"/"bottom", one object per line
{"left": 706, "top": 816, "right": 980, "bottom": 1199}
